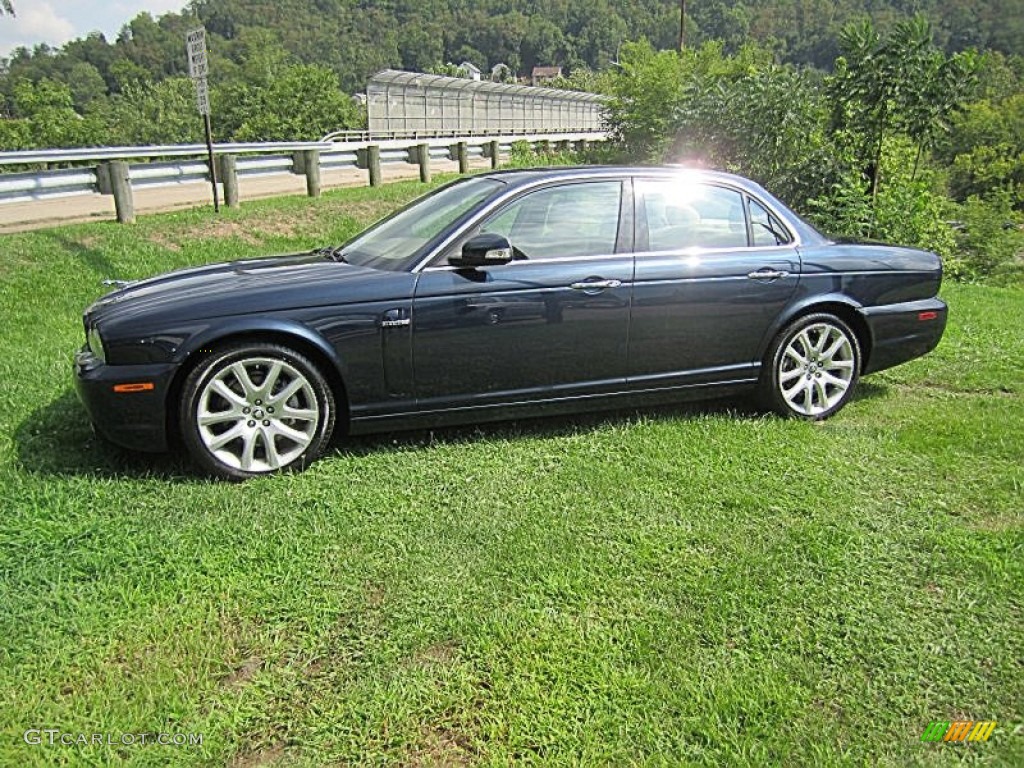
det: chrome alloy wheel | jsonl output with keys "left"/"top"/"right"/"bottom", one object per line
{"left": 776, "top": 322, "right": 856, "bottom": 417}
{"left": 196, "top": 357, "right": 320, "bottom": 473}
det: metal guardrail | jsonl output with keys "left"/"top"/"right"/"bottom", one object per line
{"left": 0, "top": 132, "right": 605, "bottom": 208}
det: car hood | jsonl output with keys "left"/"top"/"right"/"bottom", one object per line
{"left": 87, "top": 251, "right": 401, "bottom": 327}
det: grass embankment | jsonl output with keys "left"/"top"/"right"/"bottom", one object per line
{"left": 0, "top": 179, "right": 1021, "bottom": 766}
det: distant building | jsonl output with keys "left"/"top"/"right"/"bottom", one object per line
{"left": 531, "top": 66, "right": 563, "bottom": 86}
{"left": 459, "top": 61, "right": 482, "bottom": 81}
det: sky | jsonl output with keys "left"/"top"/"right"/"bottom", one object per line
{"left": 1, "top": 0, "right": 187, "bottom": 57}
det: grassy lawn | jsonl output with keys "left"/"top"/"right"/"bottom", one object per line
{"left": 0, "top": 179, "right": 1021, "bottom": 766}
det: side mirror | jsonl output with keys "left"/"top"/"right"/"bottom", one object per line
{"left": 450, "top": 233, "right": 513, "bottom": 268}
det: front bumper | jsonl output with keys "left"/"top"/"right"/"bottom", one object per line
{"left": 74, "top": 347, "right": 177, "bottom": 452}
{"left": 860, "top": 297, "right": 948, "bottom": 374}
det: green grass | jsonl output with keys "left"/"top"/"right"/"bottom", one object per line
{"left": 1, "top": 179, "right": 1022, "bottom": 766}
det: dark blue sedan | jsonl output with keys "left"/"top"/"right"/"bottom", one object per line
{"left": 75, "top": 167, "right": 947, "bottom": 478}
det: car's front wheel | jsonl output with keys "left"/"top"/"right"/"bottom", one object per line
{"left": 180, "top": 342, "right": 336, "bottom": 479}
{"left": 759, "top": 313, "right": 861, "bottom": 420}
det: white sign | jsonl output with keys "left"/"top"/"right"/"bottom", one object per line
{"left": 186, "top": 27, "right": 208, "bottom": 79}
{"left": 194, "top": 77, "right": 210, "bottom": 115}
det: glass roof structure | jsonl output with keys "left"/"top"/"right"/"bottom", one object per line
{"left": 367, "top": 69, "right": 607, "bottom": 136}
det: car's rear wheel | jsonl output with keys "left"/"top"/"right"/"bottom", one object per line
{"left": 759, "top": 313, "right": 861, "bottom": 420}
{"left": 180, "top": 342, "right": 335, "bottom": 479}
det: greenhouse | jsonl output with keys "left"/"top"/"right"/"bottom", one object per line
{"left": 366, "top": 69, "right": 607, "bottom": 136}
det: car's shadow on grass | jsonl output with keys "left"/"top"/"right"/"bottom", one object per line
{"left": 14, "top": 390, "right": 192, "bottom": 481}
{"left": 330, "top": 396, "right": 765, "bottom": 459}
{"left": 15, "top": 381, "right": 891, "bottom": 479}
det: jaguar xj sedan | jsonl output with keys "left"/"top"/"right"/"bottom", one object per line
{"left": 75, "top": 167, "right": 947, "bottom": 478}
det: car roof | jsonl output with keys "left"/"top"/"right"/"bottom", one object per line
{"left": 480, "top": 165, "right": 756, "bottom": 189}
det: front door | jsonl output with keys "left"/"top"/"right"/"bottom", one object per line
{"left": 412, "top": 179, "right": 633, "bottom": 411}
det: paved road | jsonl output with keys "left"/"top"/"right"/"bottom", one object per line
{"left": 0, "top": 158, "right": 490, "bottom": 233}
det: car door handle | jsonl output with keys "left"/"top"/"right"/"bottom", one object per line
{"left": 570, "top": 278, "right": 622, "bottom": 291}
{"left": 746, "top": 268, "right": 790, "bottom": 281}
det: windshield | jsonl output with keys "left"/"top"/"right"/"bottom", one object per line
{"left": 337, "top": 177, "right": 506, "bottom": 271}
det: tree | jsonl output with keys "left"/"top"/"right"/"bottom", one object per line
{"left": 217, "top": 65, "right": 361, "bottom": 142}
{"left": 98, "top": 77, "right": 200, "bottom": 145}
{"left": 11, "top": 77, "right": 104, "bottom": 147}
{"left": 68, "top": 62, "right": 108, "bottom": 112}
{"left": 398, "top": 25, "right": 445, "bottom": 73}
{"left": 829, "top": 17, "right": 976, "bottom": 202}
{"left": 1, "top": 1, "right": 13, "bottom": 17}
{"left": 604, "top": 41, "right": 686, "bottom": 159}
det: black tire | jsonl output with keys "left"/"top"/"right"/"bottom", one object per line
{"left": 758, "top": 312, "right": 861, "bottom": 420}
{"left": 179, "top": 342, "right": 336, "bottom": 479}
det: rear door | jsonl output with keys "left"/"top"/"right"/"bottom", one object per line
{"left": 628, "top": 178, "right": 800, "bottom": 388}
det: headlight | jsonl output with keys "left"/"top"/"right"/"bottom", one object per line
{"left": 87, "top": 326, "right": 106, "bottom": 363}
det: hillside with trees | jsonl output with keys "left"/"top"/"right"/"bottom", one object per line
{"left": 0, "top": 0, "right": 1021, "bottom": 147}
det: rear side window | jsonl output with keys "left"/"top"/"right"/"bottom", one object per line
{"left": 639, "top": 180, "right": 747, "bottom": 251}
{"left": 749, "top": 197, "right": 792, "bottom": 246}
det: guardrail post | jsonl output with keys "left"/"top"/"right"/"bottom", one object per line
{"left": 575, "top": 139, "right": 589, "bottom": 153}
{"left": 537, "top": 139, "right": 552, "bottom": 155}
{"left": 485, "top": 140, "right": 500, "bottom": 169}
{"left": 220, "top": 154, "right": 240, "bottom": 208}
{"left": 356, "top": 145, "right": 382, "bottom": 187}
{"left": 417, "top": 143, "right": 431, "bottom": 183}
{"left": 104, "top": 160, "right": 134, "bottom": 224}
{"left": 302, "top": 149, "right": 321, "bottom": 197}
{"left": 449, "top": 142, "right": 469, "bottom": 174}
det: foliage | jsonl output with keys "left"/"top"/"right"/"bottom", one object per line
{"left": 942, "top": 92, "right": 1024, "bottom": 208}
{"left": 542, "top": 66, "right": 612, "bottom": 94}
{"left": 9, "top": 78, "right": 105, "bottom": 148}
{"left": 216, "top": 65, "right": 361, "bottom": 143}
{"left": 504, "top": 140, "right": 580, "bottom": 168}
{"left": 670, "top": 48, "right": 832, "bottom": 205}
{"left": 957, "top": 190, "right": 1024, "bottom": 282}
{"left": 424, "top": 63, "right": 475, "bottom": 79}
{"left": 863, "top": 142, "right": 959, "bottom": 266}
{"left": 807, "top": 137, "right": 960, "bottom": 269}
{"left": 604, "top": 41, "right": 687, "bottom": 160}
{"left": 2, "top": 0, "right": 1022, "bottom": 146}
{"left": 96, "top": 78, "right": 202, "bottom": 146}
{"left": 828, "top": 16, "right": 977, "bottom": 198}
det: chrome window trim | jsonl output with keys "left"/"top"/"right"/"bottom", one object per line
{"left": 410, "top": 169, "right": 808, "bottom": 273}
{"left": 632, "top": 243, "right": 799, "bottom": 259}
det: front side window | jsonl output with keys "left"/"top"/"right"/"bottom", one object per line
{"left": 639, "top": 180, "right": 748, "bottom": 251}
{"left": 477, "top": 181, "right": 622, "bottom": 260}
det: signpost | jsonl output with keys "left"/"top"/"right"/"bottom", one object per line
{"left": 186, "top": 27, "right": 219, "bottom": 212}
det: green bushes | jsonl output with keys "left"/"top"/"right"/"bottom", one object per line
{"left": 957, "top": 191, "right": 1024, "bottom": 283}
{"left": 505, "top": 140, "right": 581, "bottom": 168}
